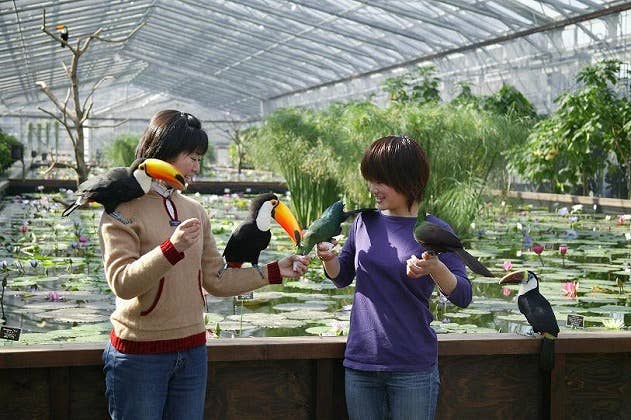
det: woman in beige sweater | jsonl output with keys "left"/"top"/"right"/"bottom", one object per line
{"left": 99, "top": 110, "right": 309, "bottom": 420}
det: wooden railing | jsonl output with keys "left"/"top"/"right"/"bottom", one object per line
{"left": 1, "top": 332, "right": 630, "bottom": 419}
{"left": 488, "top": 189, "right": 631, "bottom": 213}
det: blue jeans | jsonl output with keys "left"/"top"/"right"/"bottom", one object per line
{"left": 102, "top": 342, "right": 208, "bottom": 420}
{"left": 345, "top": 365, "right": 440, "bottom": 420}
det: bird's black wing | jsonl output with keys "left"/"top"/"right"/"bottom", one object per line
{"left": 454, "top": 249, "right": 494, "bottom": 277}
{"left": 414, "top": 222, "right": 464, "bottom": 250}
{"left": 81, "top": 167, "right": 144, "bottom": 214}
{"left": 518, "top": 290, "right": 560, "bottom": 336}
{"left": 77, "top": 167, "right": 129, "bottom": 193}
{"left": 223, "top": 222, "right": 271, "bottom": 265}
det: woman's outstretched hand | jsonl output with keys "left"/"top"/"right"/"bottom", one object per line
{"left": 278, "top": 254, "right": 311, "bottom": 277}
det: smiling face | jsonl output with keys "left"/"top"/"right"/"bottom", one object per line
{"left": 169, "top": 152, "right": 201, "bottom": 185}
{"left": 367, "top": 181, "right": 415, "bottom": 217}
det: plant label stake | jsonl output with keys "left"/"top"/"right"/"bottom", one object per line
{"left": 566, "top": 314, "right": 584, "bottom": 329}
{"left": 236, "top": 292, "right": 254, "bottom": 301}
{"left": 0, "top": 326, "right": 21, "bottom": 341}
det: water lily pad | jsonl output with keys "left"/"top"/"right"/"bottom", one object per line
{"left": 217, "top": 320, "right": 254, "bottom": 331}
{"left": 587, "top": 305, "right": 631, "bottom": 314}
{"left": 579, "top": 294, "right": 624, "bottom": 304}
{"left": 443, "top": 312, "right": 472, "bottom": 319}
{"left": 283, "top": 281, "right": 337, "bottom": 291}
{"left": 273, "top": 302, "right": 330, "bottom": 312}
{"left": 496, "top": 313, "right": 529, "bottom": 322}
{"left": 460, "top": 308, "right": 492, "bottom": 315}
{"left": 37, "top": 307, "right": 108, "bottom": 323}
{"left": 284, "top": 310, "right": 333, "bottom": 321}
{"left": 204, "top": 313, "right": 225, "bottom": 325}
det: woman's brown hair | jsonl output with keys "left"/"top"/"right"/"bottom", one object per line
{"left": 135, "top": 110, "right": 208, "bottom": 161}
{"left": 360, "top": 135, "right": 430, "bottom": 211}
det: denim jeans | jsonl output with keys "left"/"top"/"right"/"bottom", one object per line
{"left": 102, "top": 341, "right": 208, "bottom": 420}
{"left": 345, "top": 365, "right": 440, "bottom": 420}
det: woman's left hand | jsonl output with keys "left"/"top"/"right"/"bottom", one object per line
{"left": 278, "top": 254, "right": 311, "bottom": 278}
{"left": 406, "top": 252, "right": 442, "bottom": 278}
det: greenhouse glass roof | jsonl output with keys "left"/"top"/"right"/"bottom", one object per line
{"left": 1, "top": 0, "right": 630, "bottom": 121}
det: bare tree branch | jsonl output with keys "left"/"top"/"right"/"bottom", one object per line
{"left": 80, "top": 101, "right": 94, "bottom": 124}
{"left": 94, "top": 21, "right": 146, "bottom": 43}
{"left": 79, "top": 28, "right": 103, "bottom": 54}
{"left": 35, "top": 81, "right": 78, "bottom": 120}
{"left": 37, "top": 107, "right": 66, "bottom": 127}
{"left": 81, "top": 120, "right": 128, "bottom": 129}
{"left": 38, "top": 106, "right": 77, "bottom": 148}
{"left": 61, "top": 61, "right": 70, "bottom": 77}
{"left": 82, "top": 76, "right": 112, "bottom": 110}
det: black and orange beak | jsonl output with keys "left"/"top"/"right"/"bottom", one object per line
{"left": 272, "top": 200, "right": 302, "bottom": 245}
{"left": 140, "top": 158, "right": 187, "bottom": 190}
{"left": 499, "top": 270, "right": 527, "bottom": 285}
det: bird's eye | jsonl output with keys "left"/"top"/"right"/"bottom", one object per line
{"left": 271, "top": 199, "right": 278, "bottom": 206}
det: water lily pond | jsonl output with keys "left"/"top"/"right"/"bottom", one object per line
{"left": 0, "top": 191, "right": 630, "bottom": 346}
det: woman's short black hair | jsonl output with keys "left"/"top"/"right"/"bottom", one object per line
{"left": 136, "top": 110, "right": 208, "bottom": 161}
{"left": 360, "top": 135, "right": 430, "bottom": 210}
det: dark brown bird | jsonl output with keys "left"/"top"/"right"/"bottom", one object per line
{"left": 413, "top": 221, "right": 494, "bottom": 277}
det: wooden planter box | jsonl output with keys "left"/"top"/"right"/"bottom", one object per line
{"left": 1, "top": 332, "right": 630, "bottom": 419}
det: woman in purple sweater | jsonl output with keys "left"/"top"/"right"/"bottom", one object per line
{"left": 316, "top": 135, "right": 472, "bottom": 420}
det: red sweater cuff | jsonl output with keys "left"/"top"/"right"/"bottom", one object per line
{"left": 160, "top": 239, "right": 184, "bottom": 265}
{"left": 266, "top": 261, "right": 282, "bottom": 284}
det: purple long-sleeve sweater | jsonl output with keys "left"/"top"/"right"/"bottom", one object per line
{"left": 328, "top": 211, "right": 472, "bottom": 372}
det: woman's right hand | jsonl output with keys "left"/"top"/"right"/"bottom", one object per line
{"left": 316, "top": 240, "right": 337, "bottom": 262}
{"left": 170, "top": 218, "right": 201, "bottom": 252}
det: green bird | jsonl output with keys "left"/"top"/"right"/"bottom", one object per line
{"left": 297, "top": 200, "right": 374, "bottom": 255}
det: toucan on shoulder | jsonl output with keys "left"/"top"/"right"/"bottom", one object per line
{"left": 61, "top": 158, "right": 186, "bottom": 217}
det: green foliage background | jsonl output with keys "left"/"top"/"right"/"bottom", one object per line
{"left": 0, "top": 128, "right": 23, "bottom": 173}
{"left": 104, "top": 134, "right": 139, "bottom": 167}
{"left": 248, "top": 98, "right": 530, "bottom": 233}
{"left": 509, "top": 59, "right": 631, "bottom": 197}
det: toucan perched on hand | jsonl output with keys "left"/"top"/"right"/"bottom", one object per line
{"left": 223, "top": 193, "right": 302, "bottom": 268}
{"left": 414, "top": 221, "right": 494, "bottom": 277}
{"left": 61, "top": 158, "right": 186, "bottom": 217}
{"left": 500, "top": 270, "right": 559, "bottom": 420}
{"left": 297, "top": 200, "right": 374, "bottom": 255}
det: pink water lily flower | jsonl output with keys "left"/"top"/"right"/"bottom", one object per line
{"left": 532, "top": 244, "right": 545, "bottom": 266}
{"left": 561, "top": 281, "right": 578, "bottom": 299}
{"left": 502, "top": 287, "right": 512, "bottom": 297}
{"left": 503, "top": 260, "right": 512, "bottom": 272}
{"left": 47, "top": 291, "right": 64, "bottom": 302}
{"left": 559, "top": 244, "right": 568, "bottom": 267}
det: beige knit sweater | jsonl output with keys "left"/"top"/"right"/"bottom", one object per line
{"left": 99, "top": 189, "right": 276, "bottom": 348}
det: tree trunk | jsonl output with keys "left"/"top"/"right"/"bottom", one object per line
{"left": 74, "top": 129, "right": 89, "bottom": 185}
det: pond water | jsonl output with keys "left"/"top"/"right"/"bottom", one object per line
{"left": 0, "top": 191, "right": 629, "bottom": 346}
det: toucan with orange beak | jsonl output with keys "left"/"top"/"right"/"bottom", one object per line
{"left": 61, "top": 158, "right": 186, "bottom": 217}
{"left": 56, "top": 24, "right": 68, "bottom": 47}
{"left": 223, "top": 193, "right": 301, "bottom": 268}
